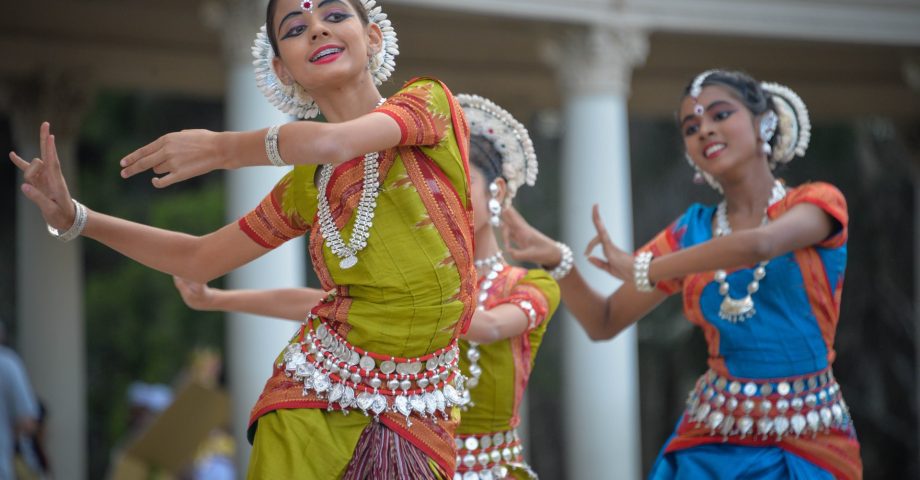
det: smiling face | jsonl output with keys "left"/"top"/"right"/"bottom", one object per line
{"left": 679, "top": 84, "right": 765, "bottom": 182}
{"left": 269, "top": 0, "right": 382, "bottom": 93}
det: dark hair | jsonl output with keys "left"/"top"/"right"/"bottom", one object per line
{"left": 266, "top": 0, "right": 370, "bottom": 57}
{"left": 469, "top": 134, "right": 504, "bottom": 185}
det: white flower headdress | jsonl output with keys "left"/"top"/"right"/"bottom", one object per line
{"left": 760, "top": 82, "right": 811, "bottom": 166}
{"left": 252, "top": 0, "right": 399, "bottom": 119}
{"left": 457, "top": 94, "right": 538, "bottom": 204}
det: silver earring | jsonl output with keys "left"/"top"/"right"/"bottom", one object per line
{"left": 760, "top": 111, "right": 778, "bottom": 157}
{"left": 488, "top": 182, "right": 502, "bottom": 227}
{"left": 685, "top": 153, "right": 723, "bottom": 193}
{"left": 685, "top": 153, "right": 704, "bottom": 184}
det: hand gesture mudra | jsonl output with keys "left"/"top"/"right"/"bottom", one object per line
{"left": 500, "top": 206, "right": 562, "bottom": 267}
{"left": 9, "top": 122, "right": 78, "bottom": 233}
{"left": 584, "top": 204, "right": 635, "bottom": 282}
{"left": 119, "top": 129, "right": 222, "bottom": 188}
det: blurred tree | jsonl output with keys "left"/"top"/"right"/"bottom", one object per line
{"left": 77, "top": 91, "right": 226, "bottom": 479}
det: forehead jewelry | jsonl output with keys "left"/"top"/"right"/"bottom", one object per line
{"left": 253, "top": 0, "right": 399, "bottom": 119}
{"left": 690, "top": 69, "right": 719, "bottom": 116}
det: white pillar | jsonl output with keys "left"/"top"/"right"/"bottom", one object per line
{"left": 549, "top": 27, "right": 648, "bottom": 480}
{"left": 217, "top": 2, "right": 306, "bottom": 473}
{"left": 9, "top": 72, "right": 92, "bottom": 480}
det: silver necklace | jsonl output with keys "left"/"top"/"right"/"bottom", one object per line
{"left": 461, "top": 257, "right": 506, "bottom": 409}
{"left": 713, "top": 180, "right": 786, "bottom": 323}
{"left": 316, "top": 98, "right": 386, "bottom": 270}
{"left": 474, "top": 251, "right": 504, "bottom": 270}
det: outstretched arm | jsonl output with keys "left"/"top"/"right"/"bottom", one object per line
{"left": 501, "top": 206, "right": 668, "bottom": 340}
{"left": 119, "top": 112, "right": 402, "bottom": 188}
{"left": 585, "top": 203, "right": 835, "bottom": 287}
{"left": 11, "top": 123, "right": 268, "bottom": 283}
{"left": 173, "top": 277, "right": 326, "bottom": 321}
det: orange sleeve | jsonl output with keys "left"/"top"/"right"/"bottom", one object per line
{"left": 237, "top": 172, "right": 310, "bottom": 249}
{"left": 374, "top": 78, "right": 451, "bottom": 147}
{"left": 773, "top": 182, "right": 848, "bottom": 248}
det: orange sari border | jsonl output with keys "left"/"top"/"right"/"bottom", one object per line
{"left": 664, "top": 424, "right": 862, "bottom": 480}
{"left": 247, "top": 366, "right": 460, "bottom": 476}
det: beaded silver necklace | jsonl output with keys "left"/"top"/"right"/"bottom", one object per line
{"left": 474, "top": 252, "right": 504, "bottom": 270}
{"left": 461, "top": 256, "right": 506, "bottom": 409}
{"left": 316, "top": 98, "right": 386, "bottom": 270}
{"left": 713, "top": 180, "right": 786, "bottom": 323}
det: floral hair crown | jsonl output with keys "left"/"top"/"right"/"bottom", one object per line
{"left": 457, "top": 94, "right": 538, "bottom": 204}
{"left": 252, "top": 0, "right": 399, "bottom": 119}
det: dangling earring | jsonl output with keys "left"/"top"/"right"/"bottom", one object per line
{"left": 488, "top": 182, "right": 502, "bottom": 227}
{"left": 760, "top": 111, "right": 778, "bottom": 158}
{"left": 685, "top": 153, "right": 704, "bottom": 184}
{"left": 685, "top": 153, "right": 723, "bottom": 193}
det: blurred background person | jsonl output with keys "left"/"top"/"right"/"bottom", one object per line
{"left": 0, "top": 318, "right": 43, "bottom": 480}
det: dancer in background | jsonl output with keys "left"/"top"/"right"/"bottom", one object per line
{"left": 501, "top": 70, "right": 862, "bottom": 479}
{"left": 11, "top": 0, "right": 476, "bottom": 477}
{"left": 174, "top": 93, "right": 563, "bottom": 480}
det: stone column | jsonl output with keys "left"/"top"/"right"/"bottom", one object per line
{"left": 547, "top": 27, "right": 648, "bottom": 480}
{"left": 212, "top": 0, "right": 307, "bottom": 474}
{"left": 8, "top": 70, "right": 94, "bottom": 480}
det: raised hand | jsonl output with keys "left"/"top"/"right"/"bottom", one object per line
{"left": 9, "top": 122, "right": 78, "bottom": 232}
{"left": 501, "top": 206, "right": 562, "bottom": 267}
{"left": 119, "top": 129, "right": 224, "bottom": 188}
{"left": 584, "top": 204, "right": 634, "bottom": 281}
{"left": 173, "top": 276, "right": 217, "bottom": 311}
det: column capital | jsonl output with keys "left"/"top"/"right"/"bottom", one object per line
{"left": 544, "top": 26, "right": 648, "bottom": 97}
{"left": 202, "top": 0, "right": 270, "bottom": 66}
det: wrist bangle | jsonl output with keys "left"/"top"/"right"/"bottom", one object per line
{"left": 265, "top": 124, "right": 287, "bottom": 167}
{"left": 634, "top": 251, "right": 655, "bottom": 292}
{"left": 47, "top": 199, "right": 88, "bottom": 242}
{"left": 547, "top": 242, "right": 574, "bottom": 280}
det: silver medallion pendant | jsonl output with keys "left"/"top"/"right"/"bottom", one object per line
{"left": 719, "top": 295, "right": 756, "bottom": 323}
{"left": 339, "top": 255, "right": 358, "bottom": 270}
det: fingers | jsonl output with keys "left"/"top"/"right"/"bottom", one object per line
{"left": 22, "top": 158, "right": 45, "bottom": 184}
{"left": 587, "top": 256, "right": 611, "bottom": 273}
{"left": 46, "top": 133, "right": 63, "bottom": 175}
{"left": 120, "top": 138, "right": 165, "bottom": 177}
{"left": 9, "top": 151, "right": 30, "bottom": 172}
{"left": 39, "top": 122, "right": 49, "bottom": 164}
{"left": 20, "top": 182, "right": 57, "bottom": 214}
{"left": 151, "top": 172, "right": 182, "bottom": 189}
{"left": 591, "top": 204, "right": 611, "bottom": 241}
{"left": 585, "top": 235, "right": 602, "bottom": 257}
{"left": 121, "top": 147, "right": 167, "bottom": 179}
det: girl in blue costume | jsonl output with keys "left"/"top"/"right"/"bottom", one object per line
{"left": 501, "top": 69, "right": 862, "bottom": 479}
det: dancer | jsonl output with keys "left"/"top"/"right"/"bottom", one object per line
{"left": 11, "top": 0, "right": 476, "bottom": 477}
{"left": 173, "top": 93, "right": 563, "bottom": 480}
{"left": 501, "top": 70, "right": 861, "bottom": 479}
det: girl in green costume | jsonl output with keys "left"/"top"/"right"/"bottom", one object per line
{"left": 12, "top": 0, "right": 478, "bottom": 477}
{"left": 173, "top": 94, "right": 564, "bottom": 479}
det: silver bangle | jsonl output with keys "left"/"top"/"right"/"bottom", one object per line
{"left": 634, "top": 251, "right": 655, "bottom": 292}
{"left": 47, "top": 199, "right": 87, "bottom": 242}
{"left": 547, "top": 242, "right": 574, "bottom": 280}
{"left": 265, "top": 124, "right": 287, "bottom": 167}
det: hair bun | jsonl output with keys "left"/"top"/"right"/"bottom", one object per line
{"left": 761, "top": 82, "right": 811, "bottom": 166}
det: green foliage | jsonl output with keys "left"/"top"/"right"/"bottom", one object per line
{"left": 78, "top": 91, "right": 226, "bottom": 479}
